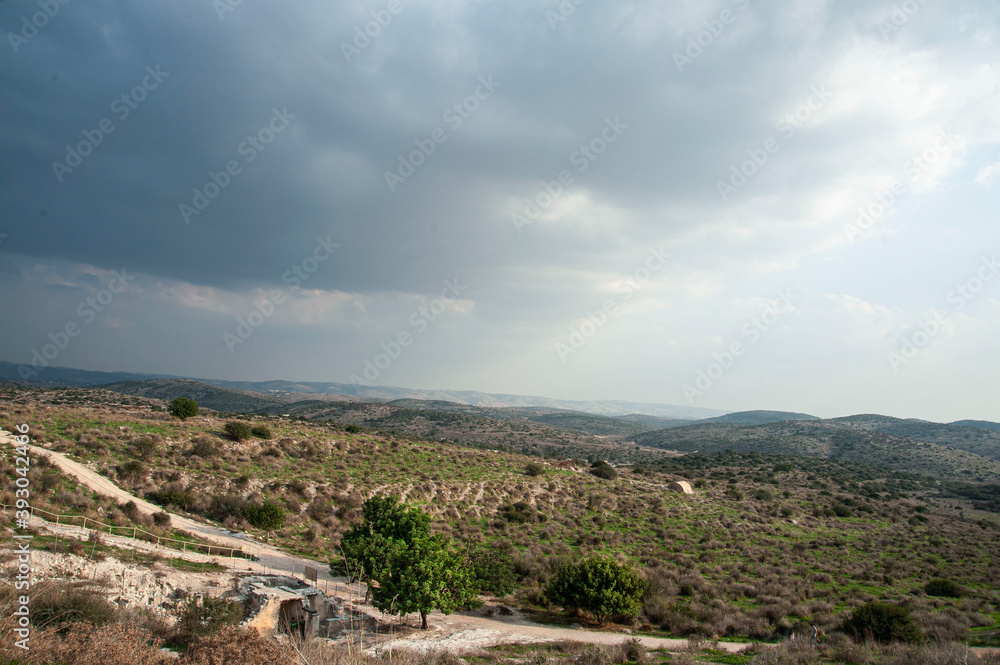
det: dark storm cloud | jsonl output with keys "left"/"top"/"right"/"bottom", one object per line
{"left": 2, "top": 0, "right": 1000, "bottom": 420}
{"left": 1, "top": 0, "right": 853, "bottom": 292}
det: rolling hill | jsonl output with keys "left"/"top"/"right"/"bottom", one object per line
{"left": 271, "top": 399, "right": 662, "bottom": 461}
{"left": 694, "top": 410, "right": 820, "bottom": 426}
{"left": 383, "top": 400, "right": 665, "bottom": 438}
{"left": 634, "top": 420, "right": 1000, "bottom": 482}
{"left": 827, "top": 414, "right": 1000, "bottom": 461}
{"left": 102, "top": 379, "right": 288, "bottom": 414}
{"left": 952, "top": 419, "right": 1000, "bottom": 432}
{"left": 0, "top": 360, "right": 725, "bottom": 420}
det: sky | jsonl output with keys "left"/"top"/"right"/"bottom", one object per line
{"left": 1, "top": 0, "right": 999, "bottom": 422}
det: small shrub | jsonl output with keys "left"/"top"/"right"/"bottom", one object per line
{"left": 209, "top": 495, "right": 250, "bottom": 522}
{"left": 169, "top": 396, "right": 199, "bottom": 420}
{"left": 841, "top": 601, "right": 922, "bottom": 644}
{"left": 153, "top": 511, "right": 172, "bottom": 527}
{"left": 129, "top": 435, "right": 160, "bottom": 460}
{"left": 750, "top": 639, "right": 816, "bottom": 665}
{"left": 621, "top": 638, "right": 648, "bottom": 664}
{"left": 31, "top": 582, "right": 116, "bottom": 632}
{"left": 250, "top": 424, "right": 272, "bottom": 440}
{"left": 182, "top": 626, "right": 297, "bottom": 665}
{"left": 151, "top": 489, "right": 194, "bottom": 511}
{"left": 589, "top": 461, "right": 618, "bottom": 480}
{"left": 924, "top": 578, "right": 964, "bottom": 598}
{"left": 247, "top": 501, "right": 285, "bottom": 541}
{"left": 223, "top": 421, "right": 253, "bottom": 441}
{"left": 189, "top": 435, "right": 221, "bottom": 458}
{"left": 577, "top": 645, "right": 611, "bottom": 665}
{"left": 500, "top": 501, "right": 536, "bottom": 524}
{"left": 344, "top": 424, "right": 362, "bottom": 434}
{"left": 38, "top": 469, "right": 62, "bottom": 492}
{"left": 118, "top": 460, "right": 146, "bottom": 485}
{"left": 525, "top": 462, "right": 546, "bottom": 477}
{"left": 27, "top": 620, "right": 168, "bottom": 665}
{"left": 174, "top": 596, "right": 244, "bottom": 647}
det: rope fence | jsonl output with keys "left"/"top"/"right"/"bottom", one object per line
{"left": 1, "top": 503, "right": 255, "bottom": 560}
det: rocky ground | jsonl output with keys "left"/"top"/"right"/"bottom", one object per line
{"left": 2, "top": 543, "right": 233, "bottom": 617}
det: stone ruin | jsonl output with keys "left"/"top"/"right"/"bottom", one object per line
{"left": 235, "top": 574, "right": 376, "bottom": 640}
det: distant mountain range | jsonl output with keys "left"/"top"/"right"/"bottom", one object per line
{"left": 7, "top": 359, "right": 1000, "bottom": 481}
{"left": 5, "top": 360, "right": 998, "bottom": 440}
{"left": 0, "top": 360, "right": 724, "bottom": 419}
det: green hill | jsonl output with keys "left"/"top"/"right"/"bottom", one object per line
{"left": 618, "top": 413, "right": 694, "bottom": 429}
{"left": 277, "top": 399, "right": 657, "bottom": 461}
{"left": 695, "top": 410, "right": 820, "bottom": 426}
{"left": 952, "top": 419, "right": 1000, "bottom": 432}
{"left": 377, "top": 399, "right": 666, "bottom": 437}
{"left": 103, "top": 379, "right": 287, "bottom": 414}
{"left": 828, "top": 414, "right": 1000, "bottom": 461}
{"left": 634, "top": 420, "right": 1000, "bottom": 482}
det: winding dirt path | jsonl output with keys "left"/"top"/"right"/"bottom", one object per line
{"left": 0, "top": 430, "right": 336, "bottom": 584}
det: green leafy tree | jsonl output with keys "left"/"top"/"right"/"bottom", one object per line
{"left": 373, "top": 533, "right": 480, "bottom": 629}
{"left": 169, "top": 397, "right": 199, "bottom": 420}
{"left": 247, "top": 501, "right": 285, "bottom": 542}
{"left": 339, "top": 496, "right": 431, "bottom": 601}
{"left": 545, "top": 557, "right": 646, "bottom": 623}
{"left": 841, "top": 601, "right": 922, "bottom": 644}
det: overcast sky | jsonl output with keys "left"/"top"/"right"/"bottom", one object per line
{"left": 2, "top": 0, "right": 999, "bottom": 421}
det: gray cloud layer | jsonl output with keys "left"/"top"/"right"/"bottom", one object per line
{"left": 2, "top": 0, "right": 999, "bottom": 421}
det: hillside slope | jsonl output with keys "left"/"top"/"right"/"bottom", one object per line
{"left": 103, "top": 379, "right": 287, "bottom": 413}
{"left": 634, "top": 420, "right": 1000, "bottom": 481}
{"left": 951, "top": 419, "right": 1000, "bottom": 432}
{"left": 277, "top": 399, "right": 658, "bottom": 461}
{"left": 383, "top": 399, "right": 666, "bottom": 437}
{"left": 828, "top": 414, "right": 1000, "bottom": 461}
{"left": 695, "top": 410, "right": 820, "bottom": 426}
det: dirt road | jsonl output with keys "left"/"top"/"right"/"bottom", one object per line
{"left": 1, "top": 429, "right": 336, "bottom": 584}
